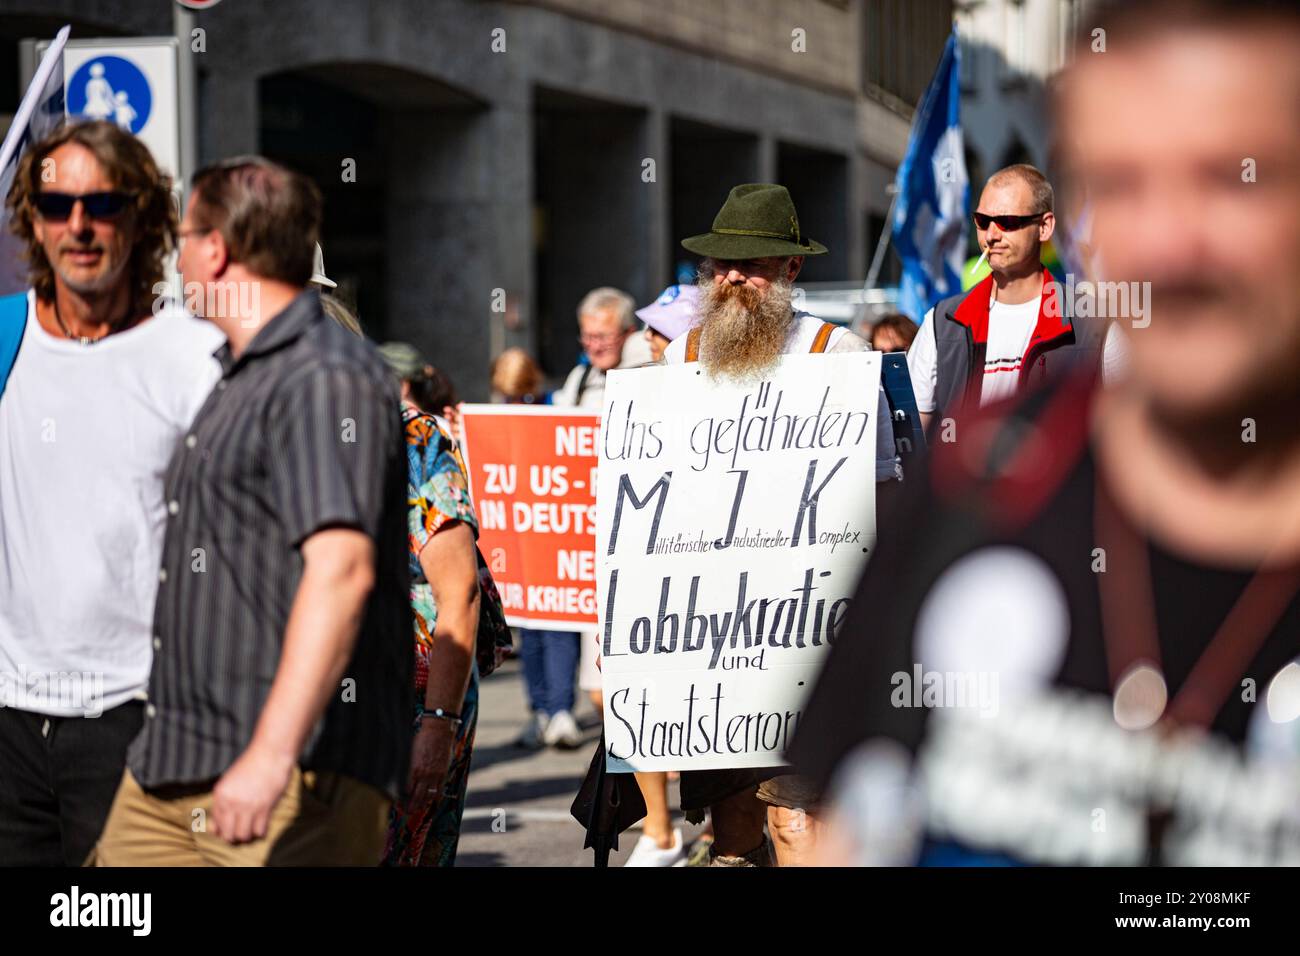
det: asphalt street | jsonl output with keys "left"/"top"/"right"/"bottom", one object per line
{"left": 456, "top": 655, "right": 707, "bottom": 867}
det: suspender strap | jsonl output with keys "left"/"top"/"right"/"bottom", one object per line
{"left": 810, "top": 322, "right": 834, "bottom": 354}
{"left": 685, "top": 326, "right": 703, "bottom": 363}
{"left": 686, "top": 320, "right": 833, "bottom": 361}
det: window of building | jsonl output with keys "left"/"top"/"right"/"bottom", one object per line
{"left": 863, "top": 0, "right": 956, "bottom": 110}
{"left": 1001, "top": 0, "right": 1029, "bottom": 86}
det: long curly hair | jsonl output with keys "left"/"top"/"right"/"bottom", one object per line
{"left": 5, "top": 120, "right": 176, "bottom": 315}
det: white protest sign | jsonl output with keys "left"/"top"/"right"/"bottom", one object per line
{"left": 597, "top": 352, "right": 881, "bottom": 772}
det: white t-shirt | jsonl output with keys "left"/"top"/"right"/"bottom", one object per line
{"left": 908, "top": 296, "right": 1041, "bottom": 412}
{"left": 979, "top": 296, "right": 1041, "bottom": 406}
{"left": 0, "top": 291, "right": 222, "bottom": 716}
{"left": 904, "top": 310, "right": 940, "bottom": 413}
{"left": 664, "top": 312, "right": 902, "bottom": 482}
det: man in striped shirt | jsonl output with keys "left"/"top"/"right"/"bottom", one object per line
{"left": 94, "top": 157, "right": 411, "bottom": 866}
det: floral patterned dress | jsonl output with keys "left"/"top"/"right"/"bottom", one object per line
{"left": 382, "top": 403, "right": 481, "bottom": 867}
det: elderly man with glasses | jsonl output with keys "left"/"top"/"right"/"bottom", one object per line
{"left": 554, "top": 286, "right": 652, "bottom": 410}
{"left": 515, "top": 289, "right": 651, "bottom": 753}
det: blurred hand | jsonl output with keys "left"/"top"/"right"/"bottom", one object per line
{"left": 211, "top": 744, "right": 294, "bottom": 844}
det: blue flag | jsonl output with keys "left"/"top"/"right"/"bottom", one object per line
{"left": 891, "top": 29, "right": 968, "bottom": 324}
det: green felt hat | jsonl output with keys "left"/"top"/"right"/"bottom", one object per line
{"left": 681, "top": 183, "right": 827, "bottom": 260}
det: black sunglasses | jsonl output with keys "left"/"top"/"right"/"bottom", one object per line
{"left": 973, "top": 211, "right": 1044, "bottom": 232}
{"left": 33, "top": 191, "right": 134, "bottom": 222}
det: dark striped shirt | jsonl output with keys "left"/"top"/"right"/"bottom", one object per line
{"left": 127, "top": 291, "right": 412, "bottom": 800}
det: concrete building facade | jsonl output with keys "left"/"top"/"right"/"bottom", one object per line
{"left": 955, "top": 0, "right": 1091, "bottom": 190}
{"left": 1, "top": 0, "right": 952, "bottom": 397}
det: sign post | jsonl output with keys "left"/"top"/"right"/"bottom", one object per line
{"left": 173, "top": 4, "right": 200, "bottom": 203}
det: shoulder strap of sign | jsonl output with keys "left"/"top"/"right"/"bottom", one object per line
{"left": 810, "top": 322, "right": 834, "bottom": 354}
{"left": 685, "top": 326, "right": 703, "bottom": 363}
{"left": 0, "top": 291, "right": 28, "bottom": 400}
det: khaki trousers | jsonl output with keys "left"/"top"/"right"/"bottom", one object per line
{"left": 90, "top": 767, "right": 390, "bottom": 866}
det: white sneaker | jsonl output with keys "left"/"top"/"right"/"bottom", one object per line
{"left": 542, "top": 708, "right": 582, "bottom": 748}
{"left": 515, "top": 712, "right": 548, "bottom": 749}
{"left": 624, "top": 829, "right": 686, "bottom": 867}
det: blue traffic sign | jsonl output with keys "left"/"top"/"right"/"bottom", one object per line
{"left": 67, "top": 55, "right": 152, "bottom": 134}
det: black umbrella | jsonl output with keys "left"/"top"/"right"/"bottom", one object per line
{"left": 570, "top": 732, "right": 647, "bottom": 867}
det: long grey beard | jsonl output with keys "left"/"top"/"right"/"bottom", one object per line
{"left": 694, "top": 276, "right": 795, "bottom": 383}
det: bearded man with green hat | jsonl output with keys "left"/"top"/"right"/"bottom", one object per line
{"left": 661, "top": 184, "right": 901, "bottom": 866}
{"left": 665, "top": 183, "right": 899, "bottom": 481}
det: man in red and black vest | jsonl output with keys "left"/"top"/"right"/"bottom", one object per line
{"left": 907, "top": 164, "right": 1104, "bottom": 436}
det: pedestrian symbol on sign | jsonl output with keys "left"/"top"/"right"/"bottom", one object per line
{"left": 67, "top": 56, "right": 152, "bottom": 135}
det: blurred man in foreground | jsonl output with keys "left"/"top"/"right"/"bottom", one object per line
{"left": 795, "top": 0, "right": 1300, "bottom": 866}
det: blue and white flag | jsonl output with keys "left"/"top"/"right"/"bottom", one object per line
{"left": 891, "top": 28, "right": 968, "bottom": 324}
{"left": 0, "top": 25, "right": 71, "bottom": 296}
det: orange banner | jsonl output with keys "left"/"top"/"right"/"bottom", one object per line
{"left": 459, "top": 404, "right": 600, "bottom": 630}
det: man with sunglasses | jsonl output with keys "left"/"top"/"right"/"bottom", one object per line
{"left": 0, "top": 121, "right": 221, "bottom": 865}
{"left": 906, "top": 164, "right": 1099, "bottom": 434}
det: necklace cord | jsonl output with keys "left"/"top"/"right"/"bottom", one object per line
{"left": 51, "top": 294, "right": 134, "bottom": 344}
{"left": 1094, "top": 472, "right": 1300, "bottom": 730}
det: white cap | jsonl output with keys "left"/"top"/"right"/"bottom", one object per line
{"left": 310, "top": 242, "right": 337, "bottom": 289}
